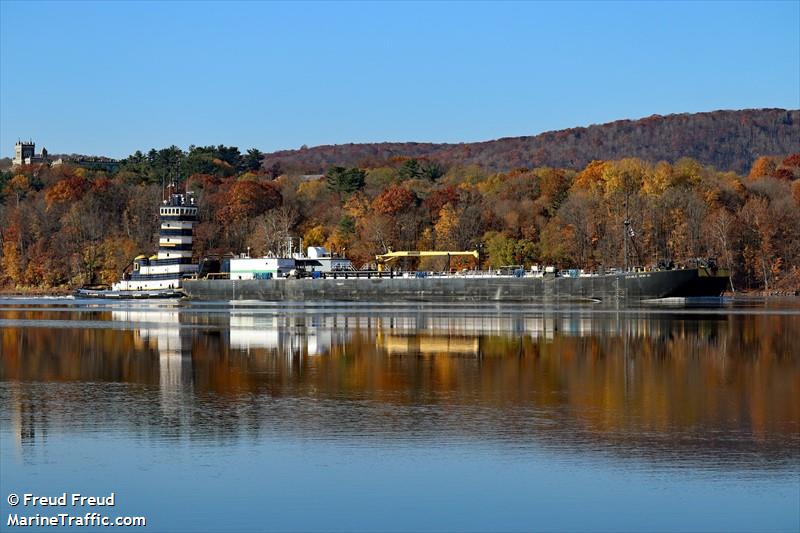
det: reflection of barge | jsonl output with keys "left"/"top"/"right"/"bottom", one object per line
{"left": 182, "top": 263, "right": 729, "bottom": 303}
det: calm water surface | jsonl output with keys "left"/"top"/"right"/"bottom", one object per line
{"left": 1, "top": 298, "right": 798, "bottom": 532}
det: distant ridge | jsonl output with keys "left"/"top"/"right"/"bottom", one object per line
{"left": 262, "top": 109, "right": 799, "bottom": 174}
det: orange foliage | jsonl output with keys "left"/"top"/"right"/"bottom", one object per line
{"left": 343, "top": 192, "right": 370, "bottom": 219}
{"left": 99, "top": 237, "right": 139, "bottom": 285}
{"left": 434, "top": 204, "right": 460, "bottom": 249}
{"left": 216, "top": 181, "right": 281, "bottom": 222}
{"left": 45, "top": 176, "right": 89, "bottom": 207}
{"left": 748, "top": 156, "right": 777, "bottom": 179}
{"left": 372, "top": 186, "right": 416, "bottom": 216}
{"left": 6, "top": 174, "right": 30, "bottom": 203}
{"left": 572, "top": 160, "right": 607, "bottom": 190}
{"left": 303, "top": 225, "right": 326, "bottom": 247}
{"left": 539, "top": 168, "right": 571, "bottom": 208}
{"left": 1, "top": 222, "right": 22, "bottom": 285}
{"left": 23, "top": 239, "right": 63, "bottom": 287}
{"left": 91, "top": 177, "right": 111, "bottom": 193}
{"left": 424, "top": 185, "right": 460, "bottom": 220}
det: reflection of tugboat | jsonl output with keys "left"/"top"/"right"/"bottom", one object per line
{"left": 76, "top": 185, "right": 198, "bottom": 299}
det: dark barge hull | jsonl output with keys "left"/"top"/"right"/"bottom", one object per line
{"left": 181, "top": 268, "right": 729, "bottom": 303}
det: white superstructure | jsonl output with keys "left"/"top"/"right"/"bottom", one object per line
{"left": 229, "top": 246, "right": 354, "bottom": 280}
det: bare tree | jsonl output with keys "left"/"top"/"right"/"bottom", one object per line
{"left": 708, "top": 208, "right": 736, "bottom": 293}
{"left": 259, "top": 205, "right": 298, "bottom": 256}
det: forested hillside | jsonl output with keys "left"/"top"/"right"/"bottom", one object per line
{"left": 262, "top": 109, "right": 799, "bottom": 175}
{"left": 2, "top": 139, "right": 799, "bottom": 293}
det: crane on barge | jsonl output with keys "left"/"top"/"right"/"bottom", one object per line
{"left": 375, "top": 249, "right": 480, "bottom": 272}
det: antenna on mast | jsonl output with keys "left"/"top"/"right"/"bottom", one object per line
{"left": 623, "top": 195, "right": 629, "bottom": 272}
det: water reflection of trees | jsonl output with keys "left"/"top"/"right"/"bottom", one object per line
{"left": 1, "top": 307, "right": 798, "bottom": 468}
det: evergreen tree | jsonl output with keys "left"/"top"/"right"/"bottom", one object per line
{"left": 243, "top": 148, "right": 263, "bottom": 172}
{"left": 398, "top": 159, "right": 422, "bottom": 181}
{"left": 421, "top": 161, "right": 445, "bottom": 181}
{"left": 325, "top": 166, "right": 366, "bottom": 194}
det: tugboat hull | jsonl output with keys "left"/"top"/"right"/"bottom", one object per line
{"left": 75, "top": 288, "right": 184, "bottom": 299}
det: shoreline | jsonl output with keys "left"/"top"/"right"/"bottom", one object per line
{"left": 0, "top": 287, "right": 74, "bottom": 297}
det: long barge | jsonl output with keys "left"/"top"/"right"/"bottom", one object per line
{"left": 181, "top": 267, "right": 729, "bottom": 303}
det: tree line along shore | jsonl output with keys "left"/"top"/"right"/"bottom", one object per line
{"left": 1, "top": 145, "right": 799, "bottom": 293}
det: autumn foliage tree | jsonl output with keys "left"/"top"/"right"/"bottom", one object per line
{"left": 45, "top": 175, "right": 90, "bottom": 207}
{"left": 372, "top": 186, "right": 416, "bottom": 216}
{"left": 749, "top": 156, "right": 778, "bottom": 179}
{"left": 216, "top": 180, "right": 281, "bottom": 222}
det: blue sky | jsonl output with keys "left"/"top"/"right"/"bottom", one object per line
{"left": 1, "top": 1, "right": 798, "bottom": 158}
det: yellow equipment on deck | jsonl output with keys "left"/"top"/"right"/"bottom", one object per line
{"left": 375, "top": 249, "right": 480, "bottom": 272}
